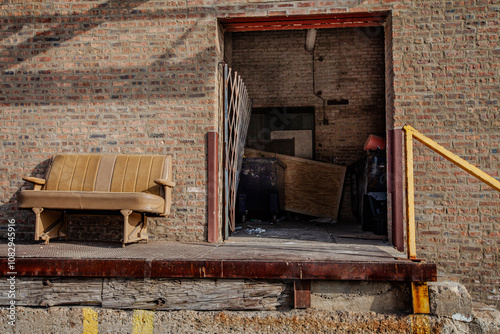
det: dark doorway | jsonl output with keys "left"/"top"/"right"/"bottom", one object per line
{"left": 220, "top": 13, "right": 394, "bottom": 246}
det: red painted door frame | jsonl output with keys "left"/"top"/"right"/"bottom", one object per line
{"left": 220, "top": 12, "right": 390, "bottom": 32}
{"left": 388, "top": 129, "right": 404, "bottom": 251}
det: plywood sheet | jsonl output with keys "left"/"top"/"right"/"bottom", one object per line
{"left": 244, "top": 149, "right": 346, "bottom": 220}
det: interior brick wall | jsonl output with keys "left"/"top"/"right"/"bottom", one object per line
{"left": 0, "top": 0, "right": 498, "bottom": 307}
{"left": 230, "top": 28, "right": 386, "bottom": 167}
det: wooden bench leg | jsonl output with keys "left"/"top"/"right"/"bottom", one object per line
{"left": 121, "top": 210, "right": 148, "bottom": 247}
{"left": 33, "top": 208, "right": 67, "bottom": 245}
{"left": 140, "top": 215, "right": 148, "bottom": 242}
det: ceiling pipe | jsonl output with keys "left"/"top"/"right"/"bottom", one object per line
{"left": 305, "top": 29, "right": 317, "bottom": 52}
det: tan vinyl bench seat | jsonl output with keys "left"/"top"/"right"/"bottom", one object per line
{"left": 18, "top": 154, "right": 175, "bottom": 246}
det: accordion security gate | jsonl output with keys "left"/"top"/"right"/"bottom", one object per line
{"left": 223, "top": 64, "right": 252, "bottom": 238}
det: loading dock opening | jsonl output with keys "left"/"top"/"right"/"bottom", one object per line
{"left": 220, "top": 12, "right": 397, "bottom": 246}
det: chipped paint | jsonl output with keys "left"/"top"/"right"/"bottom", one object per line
{"left": 452, "top": 313, "right": 472, "bottom": 322}
{"left": 132, "top": 310, "right": 154, "bottom": 334}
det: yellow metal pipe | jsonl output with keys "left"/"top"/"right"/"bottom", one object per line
{"left": 404, "top": 127, "right": 417, "bottom": 260}
{"left": 402, "top": 124, "right": 499, "bottom": 314}
{"left": 403, "top": 124, "right": 500, "bottom": 260}
{"left": 404, "top": 125, "right": 500, "bottom": 192}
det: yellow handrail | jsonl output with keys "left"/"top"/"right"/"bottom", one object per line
{"left": 403, "top": 125, "right": 500, "bottom": 260}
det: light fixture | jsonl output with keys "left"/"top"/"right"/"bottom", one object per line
{"left": 305, "top": 29, "right": 317, "bottom": 52}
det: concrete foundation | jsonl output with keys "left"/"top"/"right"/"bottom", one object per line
{"left": 428, "top": 281, "right": 473, "bottom": 319}
{"left": 1, "top": 306, "right": 499, "bottom": 334}
{"left": 1, "top": 279, "right": 499, "bottom": 333}
{"left": 311, "top": 281, "right": 411, "bottom": 314}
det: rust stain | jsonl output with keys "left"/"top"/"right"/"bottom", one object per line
{"left": 412, "top": 282, "right": 430, "bottom": 314}
{"left": 410, "top": 315, "right": 432, "bottom": 334}
{"left": 0, "top": 258, "right": 436, "bottom": 282}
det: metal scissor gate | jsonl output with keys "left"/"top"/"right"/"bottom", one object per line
{"left": 222, "top": 64, "right": 252, "bottom": 238}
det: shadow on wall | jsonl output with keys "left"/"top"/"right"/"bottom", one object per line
{"left": 0, "top": 0, "right": 213, "bottom": 102}
{"left": 0, "top": 1, "right": 216, "bottom": 239}
{"left": 1, "top": 1, "right": 153, "bottom": 69}
{"left": 0, "top": 159, "right": 51, "bottom": 239}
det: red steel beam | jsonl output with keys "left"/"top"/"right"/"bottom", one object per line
{"left": 0, "top": 259, "right": 148, "bottom": 278}
{"left": 220, "top": 12, "right": 389, "bottom": 32}
{"left": 388, "top": 129, "right": 405, "bottom": 252}
{"left": 294, "top": 280, "right": 311, "bottom": 309}
{"left": 0, "top": 258, "right": 437, "bottom": 282}
{"left": 207, "top": 132, "right": 219, "bottom": 243}
{"left": 225, "top": 21, "right": 382, "bottom": 32}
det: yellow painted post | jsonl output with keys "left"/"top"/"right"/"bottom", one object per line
{"left": 132, "top": 309, "right": 154, "bottom": 334}
{"left": 404, "top": 126, "right": 417, "bottom": 260}
{"left": 404, "top": 125, "right": 500, "bottom": 192}
{"left": 83, "top": 307, "right": 98, "bottom": 334}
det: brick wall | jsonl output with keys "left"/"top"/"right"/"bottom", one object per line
{"left": 0, "top": 0, "right": 499, "bottom": 307}
{"left": 393, "top": 1, "right": 500, "bottom": 307}
{"left": 0, "top": 1, "right": 219, "bottom": 242}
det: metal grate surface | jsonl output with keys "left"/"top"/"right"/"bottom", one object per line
{"left": 0, "top": 239, "right": 401, "bottom": 263}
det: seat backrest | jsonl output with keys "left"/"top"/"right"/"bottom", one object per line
{"left": 43, "top": 154, "right": 172, "bottom": 196}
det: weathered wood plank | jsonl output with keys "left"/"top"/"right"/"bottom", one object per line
{"left": 244, "top": 149, "right": 346, "bottom": 220}
{"left": 0, "top": 278, "right": 102, "bottom": 307}
{"left": 0, "top": 277, "right": 292, "bottom": 310}
{"left": 102, "top": 278, "right": 291, "bottom": 311}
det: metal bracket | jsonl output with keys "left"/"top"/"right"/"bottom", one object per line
{"left": 294, "top": 280, "right": 311, "bottom": 309}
